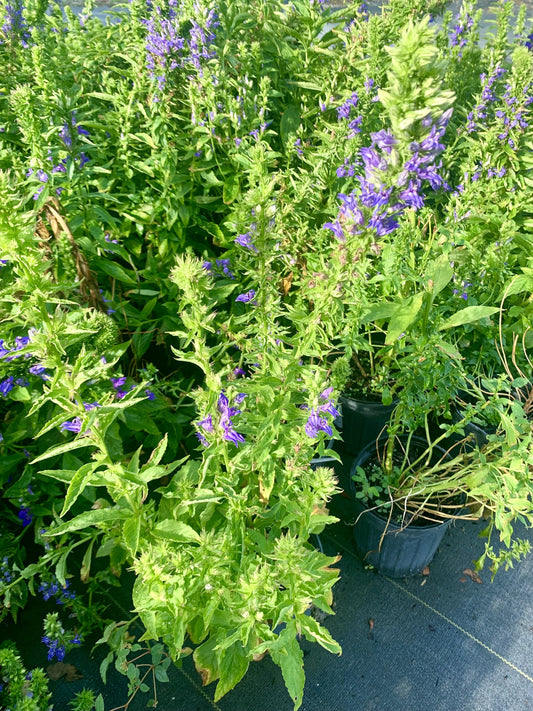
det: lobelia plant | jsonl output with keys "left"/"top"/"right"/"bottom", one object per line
{"left": 131, "top": 176, "right": 343, "bottom": 706}
{"left": 1, "top": 0, "right": 533, "bottom": 707}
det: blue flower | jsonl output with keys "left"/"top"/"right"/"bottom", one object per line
{"left": 83, "top": 402, "right": 100, "bottom": 411}
{"left": 235, "top": 232, "right": 258, "bottom": 252}
{"left": 235, "top": 289, "right": 256, "bottom": 304}
{"left": 305, "top": 410, "right": 333, "bottom": 439}
{"left": 41, "top": 635, "right": 66, "bottom": 662}
{"left": 29, "top": 364, "right": 49, "bottom": 379}
{"left": 110, "top": 376, "right": 127, "bottom": 389}
{"left": 60, "top": 417, "right": 83, "bottom": 433}
{"left": 18, "top": 505, "right": 33, "bottom": 527}
{"left": 198, "top": 415, "right": 214, "bottom": 432}
{"left": 318, "top": 388, "right": 340, "bottom": 418}
{"left": 0, "top": 376, "right": 14, "bottom": 397}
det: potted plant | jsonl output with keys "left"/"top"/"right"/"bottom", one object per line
{"left": 350, "top": 377, "right": 533, "bottom": 578}
{"left": 310, "top": 17, "right": 500, "bottom": 456}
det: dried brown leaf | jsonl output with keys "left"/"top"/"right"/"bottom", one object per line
{"left": 46, "top": 662, "right": 83, "bottom": 681}
{"left": 463, "top": 568, "right": 483, "bottom": 584}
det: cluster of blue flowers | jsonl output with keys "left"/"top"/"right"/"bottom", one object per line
{"left": 336, "top": 92, "right": 363, "bottom": 139}
{"left": 41, "top": 631, "right": 82, "bottom": 662}
{"left": 467, "top": 66, "right": 532, "bottom": 149}
{"left": 0, "top": 335, "right": 31, "bottom": 361}
{"left": 196, "top": 391, "right": 246, "bottom": 447}
{"left": 452, "top": 163, "right": 507, "bottom": 196}
{"left": 0, "top": 0, "right": 30, "bottom": 47}
{"left": 0, "top": 334, "right": 52, "bottom": 402}
{"left": 17, "top": 504, "right": 33, "bottom": 527}
{"left": 235, "top": 289, "right": 256, "bottom": 305}
{"left": 0, "top": 557, "right": 13, "bottom": 585}
{"left": 304, "top": 388, "right": 340, "bottom": 439}
{"left": 144, "top": 0, "right": 219, "bottom": 93}
{"left": 202, "top": 258, "right": 234, "bottom": 279}
{"left": 324, "top": 110, "right": 451, "bottom": 243}
{"left": 38, "top": 578, "right": 77, "bottom": 604}
{"left": 466, "top": 66, "right": 507, "bottom": 133}
{"left": 59, "top": 111, "right": 90, "bottom": 150}
{"left": 26, "top": 116, "right": 90, "bottom": 199}
{"left": 57, "top": 378, "right": 155, "bottom": 436}
{"left": 449, "top": 11, "right": 474, "bottom": 53}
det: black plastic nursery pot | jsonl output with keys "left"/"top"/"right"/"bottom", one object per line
{"left": 339, "top": 395, "right": 396, "bottom": 456}
{"left": 350, "top": 438, "right": 452, "bottom": 578}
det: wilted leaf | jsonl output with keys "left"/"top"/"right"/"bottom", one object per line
{"left": 280, "top": 272, "right": 293, "bottom": 296}
{"left": 463, "top": 568, "right": 482, "bottom": 584}
{"left": 47, "top": 663, "right": 83, "bottom": 681}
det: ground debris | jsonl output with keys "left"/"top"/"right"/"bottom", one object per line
{"left": 462, "top": 568, "right": 483, "bottom": 584}
{"left": 47, "top": 662, "right": 84, "bottom": 681}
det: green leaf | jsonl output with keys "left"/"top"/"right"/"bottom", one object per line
{"left": 360, "top": 302, "right": 398, "bottom": 324}
{"left": 270, "top": 625, "right": 305, "bottom": 710}
{"left": 128, "top": 445, "right": 143, "bottom": 475}
{"left": 193, "top": 635, "right": 219, "bottom": 686}
{"left": 427, "top": 255, "right": 453, "bottom": 296}
{"left": 146, "top": 433, "right": 168, "bottom": 467}
{"left": 123, "top": 516, "right": 141, "bottom": 557}
{"left": 61, "top": 462, "right": 99, "bottom": 517}
{"left": 223, "top": 174, "right": 240, "bottom": 205}
{"left": 439, "top": 306, "right": 499, "bottom": 330}
{"left": 280, "top": 104, "right": 301, "bottom": 145}
{"left": 132, "top": 327, "right": 153, "bottom": 360}
{"left": 96, "top": 259, "right": 138, "bottom": 285}
{"left": 21, "top": 563, "right": 41, "bottom": 579}
{"left": 286, "top": 80, "right": 322, "bottom": 91}
{"left": 298, "top": 615, "right": 341, "bottom": 655}
{"left": 47, "top": 507, "right": 130, "bottom": 536}
{"left": 154, "top": 520, "right": 201, "bottom": 543}
{"left": 214, "top": 642, "right": 250, "bottom": 701}
{"left": 100, "top": 654, "right": 114, "bottom": 685}
{"left": 385, "top": 292, "right": 424, "bottom": 344}
{"left": 37, "top": 469, "right": 76, "bottom": 483}
{"left": 154, "top": 666, "right": 169, "bottom": 683}
{"left": 504, "top": 273, "right": 533, "bottom": 297}
{"left": 55, "top": 550, "right": 69, "bottom": 587}
{"left": 31, "top": 438, "right": 95, "bottom": 465}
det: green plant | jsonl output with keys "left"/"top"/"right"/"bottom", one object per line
{"left": 0, "top": 644, "right": 51, "bottom": 711}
